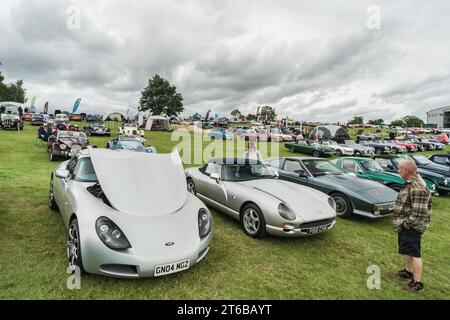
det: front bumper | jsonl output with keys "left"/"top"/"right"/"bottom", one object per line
{"left": 81, "top": 229, "right": 213, "bottom": 278}
{"left": 354, "top": 202, "right": 394, "bottom": 219}
{"left": 266, "top": 219, "right": 336, "bottom": 237}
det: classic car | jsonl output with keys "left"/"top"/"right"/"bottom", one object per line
{"left": 281, "top": 127, "right": 303, "bottom": 140}
{"left": 265, "top": 157, "right": 398, "bottom": 218}
{"left": 30, "top": 114, "right": 45, "bottom": 126}
{"left": 407, "top": 138, "right": 435, "bottom": 151}
{"left": 428, "top": 154, "right": 450, "bottom": 168}
{"left": 285, "top": 140, "right": 336, "bottom": 157}
{"left": 267, "top": 127, "right": 283, "bottom": 142}
{"left": 342, "top": 140, "right": 375, "bottom": 157}
{"left": 373, "top": 155, "right": 450, "bottom": 195}
{"left": 84, "top": 122, "right": 111, "bottom": 136}
{"left": 254, "top": 128, "right": 269, "bottom": 142}
{"left": 207, "top": 128, "right": 234, "bottom": 140}
{"left": 1, "top": 108, "right": 24, "bottom": 130}
{"left": 21, "top": 113, "right": 34, "bottom": 121}
{"left": 48, "top": 149, "right": 213, "bottom": 277}
{"left": 335, "top": 157, "right": 437, "bottom": 194}
{"left": 237, "top": 128, "right": 259, "bottom": 141}
{"left": 374, "top": 140, "right": 407, "bottom": 154}
{"left": 417, "top": 137, "right": 445, "bottom": 150}
{"left": 69, "top": 114, "right": 82, "bottom": 121}
{"left": 185, "top": 158, "right": 336, "bottom": 238}
{"left": 358, "top": 140, "right": 392, "bottom": 155}
{"left": 55, "top": 114, "right": 70, "bottom": 124}
{"left": 48, "top": 130, "right": 89, "bottom": 161}
{"left": 320, "top": 140, "right": 354, "bottom": 157}
{"left": 119, "top": 123, "right": 145, "bottom": 140}
{"left": 107, "top": 135, "right": 157, "bottom": 153}
{"left": 390, "top": 140, "right": 418, "bottom": 152}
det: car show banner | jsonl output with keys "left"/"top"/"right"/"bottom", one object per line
{"left": 72, "top": 98, "right": 82, "bottom": 114}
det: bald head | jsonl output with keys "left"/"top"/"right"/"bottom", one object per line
{"left": 398, "top": 160, "right": 417, "bottom": 180}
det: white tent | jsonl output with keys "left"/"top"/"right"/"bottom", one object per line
{"left": 144, "top": 115, "right": 171, "bottom": 131}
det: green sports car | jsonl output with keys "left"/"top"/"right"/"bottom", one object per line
{"left": 335, "top": 157, "right": 437, "bottom": 194}
{"left": 285, "top": 140, "right": 336, "bottom": 157}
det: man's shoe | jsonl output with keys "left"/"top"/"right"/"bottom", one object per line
{"left": 404, "top": 280, "right": 424, "bottom": 293}
{"left": 391, "top": 269, "right": 413, "bottom": 280}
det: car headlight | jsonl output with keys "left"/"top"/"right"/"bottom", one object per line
{"left": 59, "top": 144, "right": 67, "bottom": 150}
{"left": 198, "top": 208, "right": 212, "bottom": 238}
{"left": 328, "top": 197, "right": 336, "bottom": 211}
{"left": 278, "top": 203, "right": 296, "bottom": 221}
{"left": 96, "top": 217, "right": 131, "bottom": 250}
{"left": 444, "top": 179, "right": 448, "bottom": 186}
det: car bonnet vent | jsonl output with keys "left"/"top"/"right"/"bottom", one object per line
{"left": 87, "top": 183, "right": 112, "bottom": 207}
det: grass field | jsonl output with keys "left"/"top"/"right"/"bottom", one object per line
{"left": 0, "top": 122, "right": 449, "bottom": 300}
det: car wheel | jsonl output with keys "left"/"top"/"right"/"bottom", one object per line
{"left": 211, "top": 135, "right": 216, "bottom": 140}
{"left": 354, "top": 151, "right": 362, "bottom": 157}
{"left": 312, "top": 150, "right": 320, "bottom": 158}
{"left": 336, "top": 150, "right": 343, "bottom": 157}
{"left": 49, "top": 150, "right": 58, "bottom": 161}
{"left": 388, "top": 183, "right": 402, "bottom": 192}
{"left": 330, "top": 192, "right": 353, "bottom": 218}
{"left": 67, "top": 218, "right": 85, "bottom": 274}
{"left": 375, "top": 148, "right": 383, "bottom": 155}
{"left": 48, "top": 175, "right": 59, "bottom": 211}
{"left": 187, "top": 178, "right": 197, "bottom": 195}
{"left": 240, "top": 203, "right": 267, "bottom": 238}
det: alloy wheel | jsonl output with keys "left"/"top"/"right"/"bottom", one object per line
{"left": 243, "top": 208, "right": 260, "bottom": 235}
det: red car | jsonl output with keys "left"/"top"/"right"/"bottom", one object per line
{"left": 47, "top": 130, "right": 89, "bottom": 161}
{"left": 394, "top": 140, "right": 418, "bottom": 152}
{"left": 70, "top": 114, "right": 82, "bottom": 121}
{"left": 22, "top": 113, "right": 33, "bottom": 121}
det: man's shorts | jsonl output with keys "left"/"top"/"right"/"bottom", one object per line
{"left": 398, "top": 228, "right": 422, "bottom": 258}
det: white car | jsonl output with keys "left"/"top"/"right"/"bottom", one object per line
{"left": 55, "top": 114, "right": 70, "bottom": 123}
{"left": 119, "top": 123, "right": 145, "bottom": 141}
{"left": 320, "top": 140, "right": 354, "bottom": 156}
{"left": 49, "top": 149, "right": 213, "bottom": 278}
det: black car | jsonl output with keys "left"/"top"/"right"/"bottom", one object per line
{"left": 83, "top": 122, "right": 111, "bottom": 136}
{"left": 429, "top": 154, "right": 450, "bottom": 167}
{"left": 31, "top": 114, "right": 45, "bottom": 126}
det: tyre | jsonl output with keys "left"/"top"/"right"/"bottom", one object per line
{"left": 48, "top": 175, "right": 59, "bottom": 211}
{"left": 49, "top": 150, "right": 58, "bottom": 161}
{"left": 312, "top": 150, "right": 320, "bottom": 158}
{"left": 288, "top": 147, "right": 294, "bottom": 153}
{"left": 375, "top": 148, "right": 383, "bottom": 155}
{"left": 187, "top": 178, "right": 197, "bottom": 195}
{"left": 388, "top": 183, "right": 402, "bottom": 192}
{"left": 240, "top": 203, "right": 267, "bottom": 238}
{"left": 336, "top": 149, "right": 343, "bottom": 157}
{"left": 211, "top": 135, "right": 216, "bottom": 140}
{"left": 67, "top": 218, "right": 85, "bottom": 274}
{"left": 354, "top": 151, "right": 362, "bottom": 157}
{"left": 330, "top": 192, "right": 353, "bottom": 218}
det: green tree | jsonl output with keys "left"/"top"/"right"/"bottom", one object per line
{"left": 0, "top": 64, "right": 27, "bottom": 103}
{"left": 368, "top": 119, "right": 384, "bottom": 125}
{"left": 139, "top": 74, "right": 184, "bottom": 117}
{"left": 402, "top": 115, "right": 425, "bottom": 127}
{"left": 260, "top": 106, "right": 276, "bottom": 121}
{"left": 246, "top": 113, "right": 257, "bottom": 121}
{"left": 231, "top": 109, "right": 241, "bottom": 118}
{"left": 347, "top": 116, "right": 364, "bottom": 125}
{"left": 390, "top": 119, "right": 405, "bottom": 127}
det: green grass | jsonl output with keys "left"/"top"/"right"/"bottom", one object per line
{"left": 0, "top": 122, "right": 449, "bottom": 299}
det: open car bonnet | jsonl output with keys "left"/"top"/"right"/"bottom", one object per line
{"left": 89, "top": 149, "right": 187, "bottom": 216}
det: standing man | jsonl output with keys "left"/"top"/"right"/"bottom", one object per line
{"left": 392, "top": 160, "right": 432, "bottom": 293}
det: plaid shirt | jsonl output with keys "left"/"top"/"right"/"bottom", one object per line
{"left": 393, "top": 174, "right": 432, "bottom": 233}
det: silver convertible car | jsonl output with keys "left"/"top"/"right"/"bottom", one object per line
{"left": 185, "top": 158, "right": 337, "bottom": 238}
{"left": 48, "top": 149, "right": 213, "bottom": 278}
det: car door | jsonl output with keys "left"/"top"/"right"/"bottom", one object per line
{"left": 195, "top": 163, "right": 226, "bottom": 204}
{"left": 280, "top": 159, "right": 316, "bottom": 188}
{"left": 55, "top": 157, "right": 78, "bottom": 224}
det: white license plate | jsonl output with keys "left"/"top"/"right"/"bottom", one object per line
{"left": 154, "top": 260, "right": 190, "bottom": 277}
{"left": 307, "top": 225, "right": 328, "bottom": 235}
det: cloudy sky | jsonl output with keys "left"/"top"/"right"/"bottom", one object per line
{"left": 1, "top": 0, "right": 450, "bottom": 122}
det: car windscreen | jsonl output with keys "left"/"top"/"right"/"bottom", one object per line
{"left": 58, "top": 131, "right": 86, "bottom": 140}
{"left": 75, "top": 157, "right": 98, "bottom": 182}
{"left": 361, "top": 159, "right": 384, "bottom": 172}
{"left": 413, "top": 156, "right": 432, "bottom": 165}
{"left": 302, "top": 159, "right": 343, "bottom": 176}
{"left": 223, "top": 164, "right": 276, "bottom": 181}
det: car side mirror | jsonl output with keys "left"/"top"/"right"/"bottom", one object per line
{"left": 210, "top": 172, "right": 221, "bottom": 182}
{"left": 55, "top": 169, "right": 70, "bottom": 179}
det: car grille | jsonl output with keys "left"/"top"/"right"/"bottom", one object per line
{"left": 299, "top": 218, "right": 335, "bottom": 229}
{"left": 3, "top": 119, "right": 12, "bottom": 127}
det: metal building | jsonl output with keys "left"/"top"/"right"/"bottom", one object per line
{"left": 427, "top": 106, "right": 450, "bottom": 128}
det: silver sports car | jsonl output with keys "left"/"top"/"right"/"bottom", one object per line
{"left": 185, "top": 158, "right": 337, "bottom": 238}
{"left": 49, "top": 149, "right": 213, "bottom": 278}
